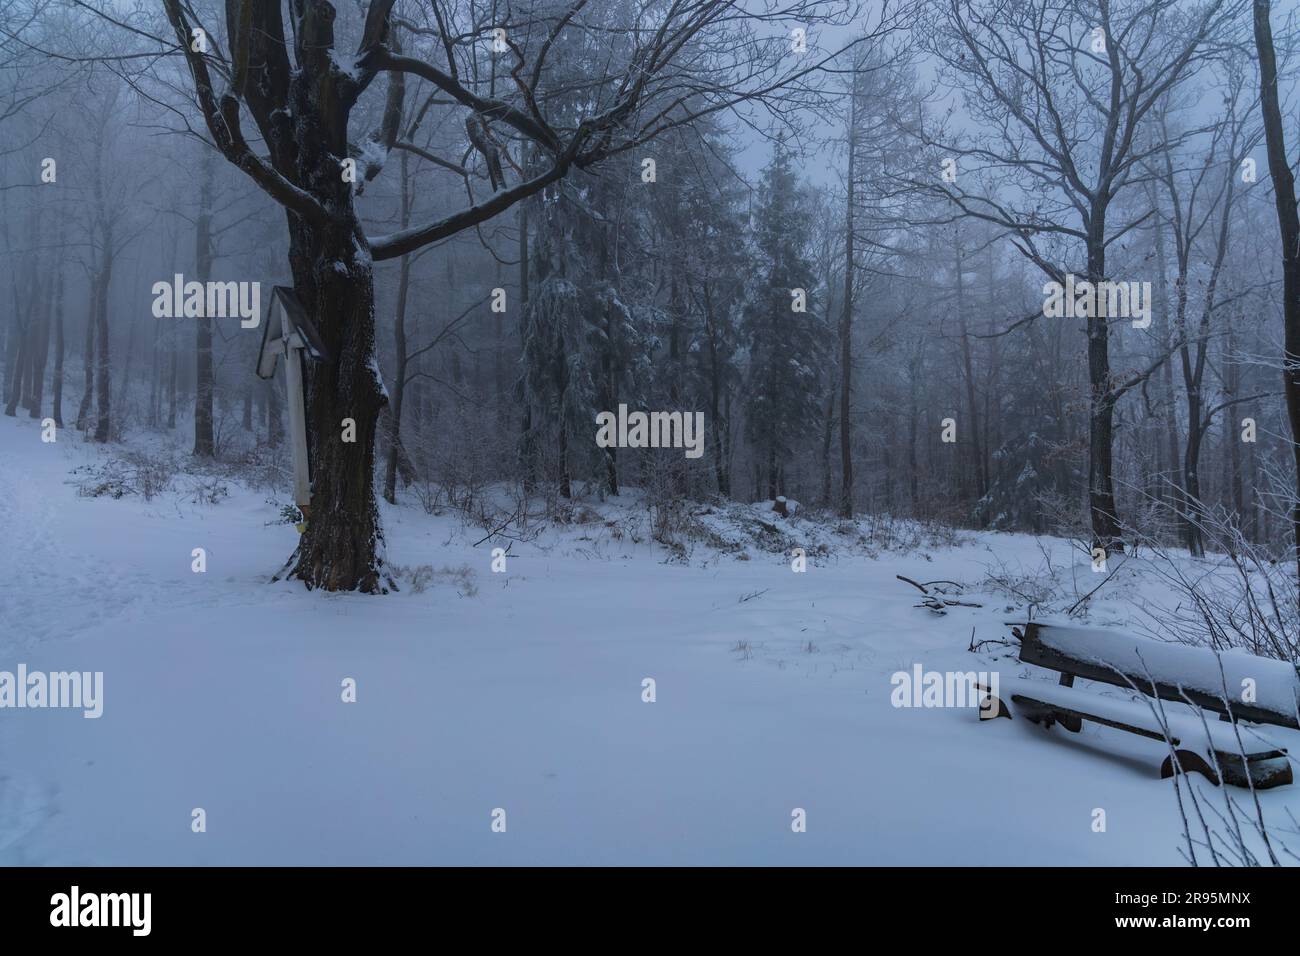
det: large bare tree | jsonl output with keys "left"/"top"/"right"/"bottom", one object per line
{"left": 1252, "top": 0, "right": 1300, "bottom": 592}
{"left": 1149, "top": 65, "right": 1260, "bottom": 556}
{"left": 919, "top": 0, "right": 1239, "bottom": 553}
{"left": 147, "top": 0, "right": 875, "bottom": 592}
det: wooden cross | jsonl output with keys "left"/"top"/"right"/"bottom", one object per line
{"left": 255, "top": 286, "right": 329, "bottom": 517}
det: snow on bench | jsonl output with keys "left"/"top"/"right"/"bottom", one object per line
{"left": 978, "top": 621, "right": 1300, "bottom": 788}
{"left": 994, "top": 675, "right": 1292, "bottom": 789}
{"left": 1015, "top": 621, "right": 1300, "bottom": 729}
{"left": 999, "top": 677, "right": 1284, "bottom": 757}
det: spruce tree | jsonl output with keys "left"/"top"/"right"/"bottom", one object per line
{"left": 743, "top": 136, "right": 828, "bottom": 499}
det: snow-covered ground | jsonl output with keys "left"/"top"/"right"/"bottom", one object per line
{"left": 1, "top": 412, "right": 1296, "bottom": 865}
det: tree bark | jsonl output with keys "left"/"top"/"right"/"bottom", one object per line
{"left": 518, "top": 201, "right": 537, "bottom": 492}
{"left": 75, "top": 274, "right": 96, "bottom": 431}
{"left": 3, "top": 317, "right": 29, "bottom": 417}
{"left": 700, "top": 281, "right": 729, "bottom": 496}
{"left": 1146, "top": 177, "right": 1184, "bottom": 524}
{"left": 51, "top": 258, "right": 65, "bottom": 427}
{"left": 908, "top": 350, "right": 921, "bottom": 515}
{"left": 954, "top": 238, "right": 987, "bottom": 512}
{"left": 383, "top": 153, "right": 413, "bottom": 505}
{"left": 25, "top": 272, "right": 52, "bottom": 418}
{"left": 193, "top": 152, "right": 216, "bottom": 457}
{"left": 839, "top": 99, "right": 856, "bottom": 518}
{"left": 1086, "top": 209, "right": 1124, "bottom": 551}
{"left": 92, "top": 229, "right": 114, "bottom": 443}
{"left": 1252, "top": 0, "right": 1300, "bottom": 587}
{"left": 821, "top": 373, "right": 835, "bottom": 508}
{"left": 167, "top": 322, "right": 178, "bottom": 430}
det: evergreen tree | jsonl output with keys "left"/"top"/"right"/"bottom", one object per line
{"left": 743, "top": 136, "right": 829, "bottom": 499}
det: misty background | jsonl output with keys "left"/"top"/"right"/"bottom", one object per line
{"left": 2, "top": 0, "right": 1299, "bottom": 586}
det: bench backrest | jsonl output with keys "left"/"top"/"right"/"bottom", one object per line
{"left": 1016, "top": 622, "right": 1300, "bottom": 730}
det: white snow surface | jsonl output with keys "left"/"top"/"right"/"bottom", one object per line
{"left": 1, "top": 413, "right": 1297, "bottom": 865}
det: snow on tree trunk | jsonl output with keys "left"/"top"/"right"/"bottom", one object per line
{"left": 284, "top": 216, "right": 388, "bottom": 592}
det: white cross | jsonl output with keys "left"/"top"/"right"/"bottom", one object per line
{"left": 255, "top": 287, "right": 328, "bottom": 516}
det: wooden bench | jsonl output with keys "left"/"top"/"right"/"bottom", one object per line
{"left": 978, "top": 621, "right": 1299, "bottom": 789}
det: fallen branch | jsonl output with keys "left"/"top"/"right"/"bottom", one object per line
{"left": 897, "top": 574, "right": 931, "bottom": 594}
{"left": 899, "top": 574, "right": 982, "bottom": 613}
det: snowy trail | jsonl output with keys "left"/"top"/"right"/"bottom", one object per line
{"left": 0, "top": 426, "right": 243, "bottom": 651}
{"left": 0, "top": 419, "right": 299, "bottom": 859}
{"left": 2, "top": 414, "right": 1297, "bottom": 865}
{"left": 0, "top": 422, "right": 74, "bottom": 858}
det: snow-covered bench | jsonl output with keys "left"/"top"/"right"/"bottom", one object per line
{"left": 979, "top": 622, "right": 1299, "bottom": 789}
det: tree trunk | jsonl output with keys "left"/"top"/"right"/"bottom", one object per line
{"left": 839, "top": 112, "right": 856, "bottom": 518}
{"left": 908, "top": 353, "right": 921, "bottom": 515}
{"left": 115, "top": 319, "right": 137, "bottom": 430}
{"left": 667, "top": 275, "right": 685, "bottom": 497}
{"left": 167, "top": 325, "right": 178, "bottom": 429}
{"left": 3, "top": 318, "right": 29, "bottom": 417}
{"left": 51, "top": 260, "right": 65, "bottom": 427}
{"left": 821, "top": 373, "right": 836, "bottom": 508}
{"left": 92, "top": 234, "right": 114, "bottom": 443}
{"left": 1176, "top": 257, "right": 1204, "bottom": 555}
{"left": 383, "top": 239, "right": 412, "bottom": 502}
{"left": 558, "top": 422, "right": 571, "bottom": 499}
{"left": 278, "top": 58, "right": 389, "bottom": 590}
{"left": 193, "top": 153, "right": 216, "bottom": 457}
{"left": 1183, "top": 400, "right": 1204, "bottom": 557}
{"left": 25, "top": 273, "right": 52, "bottom": 418}
{"left": 283, "top": 214, "right": 387, "bottom": 590}
{"left": 1253, "top": 0, "right": 1300, "bottom": 588}
{"left": 955, "top": 240, "right": 987, "bottom": 513}
{"left": 982, "top": 244, "right": 999, "bottom": 489}
{"left": 1226, "top": 323, "right": 1245, "bottom": 527}
{"left": 148, "top": 315, "right": 161, "bottom": 429}
{"left": 702, "top": 282, "right": 729, "bottom": 496}
{"left": 518, "top": 202, "right": 537, "bottom": 492}
{"left": 767, "top": 445, "right": 778, "bottom": 501}
{"left": 1086, "top": 211, "right": 1124, "bottom": 552}
{"left": 1147, "top": 181, "right": 1183, "bottom": 525}
{"left": 600, "top": 235, "right": 619, "bottom": 497}
{"left": 494, "top": 258, "right": 505, "bottom": 421}
{"left": 75, "top": 275, "right": 96, "bottom": 431}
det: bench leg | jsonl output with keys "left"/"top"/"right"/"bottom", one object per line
{"left": 977, "top": 693, "right": 1012, "bottom": 721}
{"left": 1214, "top": 752, "right": 1293, "bottom": 790}
{"left": 973, "top": 684, "right": 1012, "bottom": 721}
{"left": 1012, "top": 698, "right": 1081, "bottom": 733}
{"left": 1008, "top": 697, "right": 1052, "bottom": 727}
{"left": 1160, "top": 750, "right": 1220, "bottom": 786}
{"left": 1055, "top": 712, "right": 1082, "bottom": 733}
